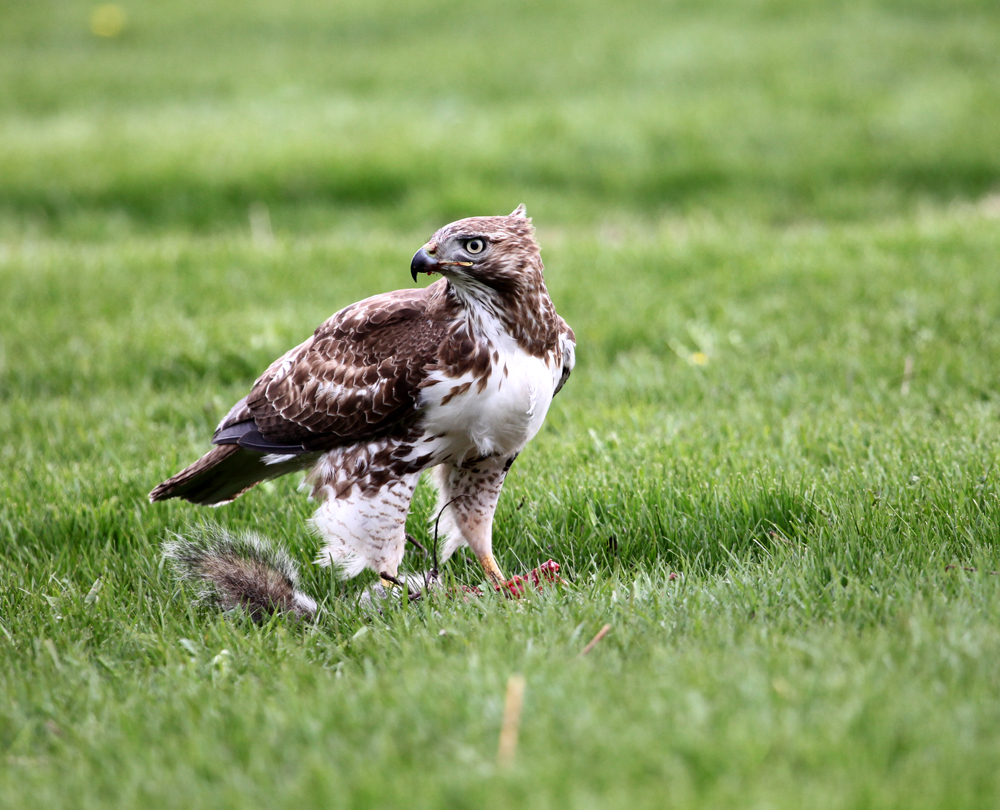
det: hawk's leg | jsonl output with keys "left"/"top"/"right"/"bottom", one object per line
{"left": 431, "top": 454, "right": 517, "bottom": 591}
{"left": 309, "top": 468, "right": 422, "bottom": 581}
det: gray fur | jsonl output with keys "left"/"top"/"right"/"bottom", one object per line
{"left": 163, "top": 527, "right": 317, "bottom": 622}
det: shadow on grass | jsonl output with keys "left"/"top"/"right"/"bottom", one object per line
{"left": 4, "top": 155, "right": 998, "bottom": 235}
{"left": 525, "top": 476, "right": 818, "bottom": 578}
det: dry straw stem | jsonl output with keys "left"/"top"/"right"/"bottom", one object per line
{"left": 497, "top": 674, "right": 527, "bottom": 769}
{"left": 901, "top": 355, "right": 914, "bottom": 396}
{"left": 579, "top": 624, "right": 612, "bottom": 657}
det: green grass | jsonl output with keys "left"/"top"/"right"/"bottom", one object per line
{"left": 3, "top": 0, "right": 1000, "bottom": 235}
{"left": 2, "top": 0, "right": 1000, "bottom": 807}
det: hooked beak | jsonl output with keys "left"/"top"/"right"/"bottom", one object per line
{"left": 411, "top": 248, "right": 438, "bottom": 282}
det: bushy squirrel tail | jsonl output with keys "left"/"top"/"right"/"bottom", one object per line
{"left": 163, "top": 527, "right": 317, "bottom": 622}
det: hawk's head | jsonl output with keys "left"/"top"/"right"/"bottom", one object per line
{"left": 411, "top": 205, "right": 541, "bottom": 297}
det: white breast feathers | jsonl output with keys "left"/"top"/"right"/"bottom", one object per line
{"left": 419, "top": 343, "right": 559, "bottom": 464}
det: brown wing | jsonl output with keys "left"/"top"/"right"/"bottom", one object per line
{"left": 214, "top": 284, "right": 448, "bottom": 453}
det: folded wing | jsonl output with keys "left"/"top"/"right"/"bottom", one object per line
{"left": 150, "top": 285, "right": 447, "bottom": 504}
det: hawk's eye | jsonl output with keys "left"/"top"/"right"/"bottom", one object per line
{"left": 464, "top": 238, "right": 486, "bottom": 255}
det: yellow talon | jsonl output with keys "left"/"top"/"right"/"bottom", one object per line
{"left": 477, "top": 552, "right": 507, "bottom": 591}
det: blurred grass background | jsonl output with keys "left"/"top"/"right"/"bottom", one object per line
{"left": 2, "top": 0, "right": 999, "bottom": 236}
{"left": 2, "top": 1, "right": 1000, "bottom": 808}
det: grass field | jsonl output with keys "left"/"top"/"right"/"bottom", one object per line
{"left": 2, "top": 0, "right": 1000, "bottom": 807}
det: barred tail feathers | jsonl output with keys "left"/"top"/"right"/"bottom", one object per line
{"left": 163, "top": 527, "right": 317, "bottom": 621}
{"left": 149, "top": 444, "right": 261, "bottom": 506}
{"left": 149, "top": 444, "right": 308, "bottom": 506}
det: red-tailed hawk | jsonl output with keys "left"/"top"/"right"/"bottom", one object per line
{"left": 151, "top": 206, "right": 575, "bottom": 608}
